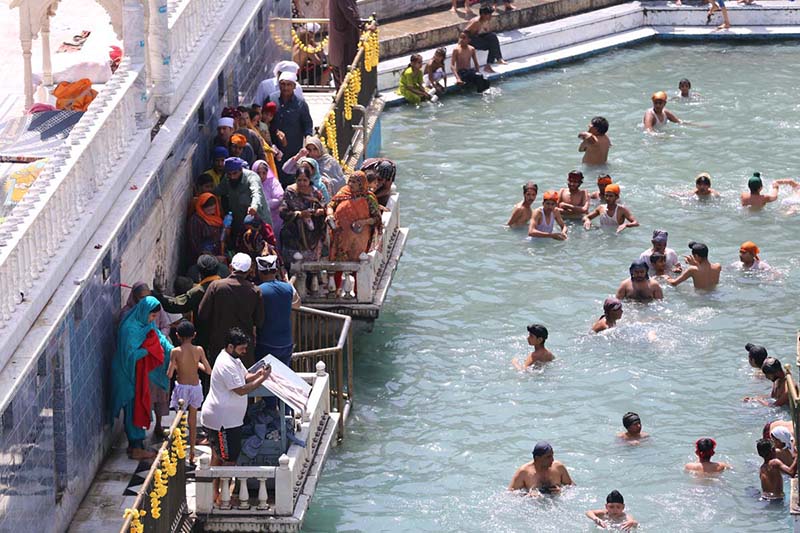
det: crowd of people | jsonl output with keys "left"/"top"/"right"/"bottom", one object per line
{"left": 108, "top": 54, "right": 397, "bottom": 505}
{"left": 501, "top": 81, "right": 799, "bottom": 525}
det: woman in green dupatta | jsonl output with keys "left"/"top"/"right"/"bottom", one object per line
{"left": 110, "top": 296, "right": 173, "bottom": 460}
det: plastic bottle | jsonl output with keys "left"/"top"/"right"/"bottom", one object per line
{"left": 223, "top": 211, "right": 233, "bottom": 229}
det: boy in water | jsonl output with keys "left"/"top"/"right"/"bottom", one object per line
{"left": 649, "top": 252, "right": 669, "bottom": 278}
{"left": 424, "top": 48, "right": 447, "bottom": 97}
{"left": 592, "top": 297, "right": 623, "bottom": 333}
{"left": 529, "top": 192, "right": 568, "bottom": 240}
{"left": 693, "top": 173, "right": 719, "bottom": 197}
{"left": 585, "top": 490, "right": 638, "bottom": 531}
{"left": 557, "top": 171, "right": 590, "bottom": 219}
{"left": 578, "top": 116, "right": 611, "bottom": 165}
{"left": 506, "top": 181, "right": 537, "bottom": 228}
{"left": 167, "top": 320, "right": 212, "bottom": 463}
{"left": 668, "top": 241, "right": 721, "bottom": 290}
{"left": 512, "top": 324, "right": 553, "bottom": 370}
{"left": 451, "top": 32, "right": 490, "bottom": 93}
{"left": 757, "top": 438, "right": 784, "bottom": 499}
{"left": 643, "top": 91, "right": 681, "bottom": 132}
{"left": 685, "top": 438, "right": 730, "bottom": 474}
{"left": 678, "top": 78, "right": 692, "bottom": 98}
{"left": 744, "top": 357, "right": 788, "bottom": 407}
{"left": 617, "top": 412, "right": 648, "bottom": 444}
{"left": 590, "top": 175, "right": 613, "bottom": 201}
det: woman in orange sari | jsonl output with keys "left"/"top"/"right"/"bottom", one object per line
{"left": 326, "top": 171, "right": 383, "bottom": 262}
{"left": 187, "top": 192, "right": 224, "bottom": 264}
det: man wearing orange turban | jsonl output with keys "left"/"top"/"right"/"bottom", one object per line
{"left": 528, "top": 191, "right": 568, "bottom": 240}
{"left": 738, "top": 241, "right": 772, "bottom": 271}
{"left": 583, "top": 183, "right": 639, "bottom": 233}
{"left": 643, "top": 90, "right": 682, "bottom": 132}
{"left": 591, "top": 175, "right": 613, "bottom": 202}
{"left": 228, "top": 133, "right": 255, "bottom": 165}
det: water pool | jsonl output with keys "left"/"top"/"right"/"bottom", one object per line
{"left": 304, "top": 42, "right": 800, "bottom": 532}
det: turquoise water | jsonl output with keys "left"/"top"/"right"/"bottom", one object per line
{"left": 303, "top": 43, "right": 800, "bottom": 532}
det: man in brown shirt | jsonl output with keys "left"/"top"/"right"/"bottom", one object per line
{"left": 197, "top": 253, "right": 264, "bottom": 368}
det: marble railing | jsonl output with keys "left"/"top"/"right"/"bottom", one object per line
{"left": 0, "top": 59, "right": 149, "bottom": 366}
{"left": 195, "top": 363, "right": 332, "bottom": 516}
{"left": 167, "top": 0, "right": 226, "bottom": 76}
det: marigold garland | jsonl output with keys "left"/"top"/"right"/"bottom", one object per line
{"left": 291, "top": 28, "right": 328, "bottom": 54}
{"left": 359, "top": 23, "right": 380, "bottom": 73}
{"left": 123, "top": 508, "right": 146, "bottom": 533}
{"left": 343, "top": 68, "right": 361, "bottom": 121}
{"left": 269, "top": 22, "right": 294, "bottom": 53}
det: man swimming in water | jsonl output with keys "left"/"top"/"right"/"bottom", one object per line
{"left": 639, "top": 230, "right": 681, "bottom": 275}
{"left": 578, "top": 116, "right": 611, "bottom": 166}
{"left": 617, "top": 412, "right": 648, "bottom": 444}
{"left": 741, "top": 173, "right": 780, "bottom": 209}
{"left": 734, "top": 241, "right": 772, "bottom": 271}
{"left": 506, "top": 181, "right": 537, "bottom": 228}
{"left": 643, "top": 91, "right": 681, "bottom": 133}
{"left": 616, "top": 260, "right": 663, "bottom": 302}
{"left": 667, "top": 242, "right": 721, "bottom": 290}
{"left": 757, "top": 438, "right": 784, "bottom": 500}
{"left": 590, "top": 175, "right": 612, "bottom": 202}
{"left": 512, "top": 324, "right": 554, "bottom": 370}
{"left": 592, "top": 297, "right": 623, "bottom": 333}
{"left": 585, "top": 490, "right": 638, "bottom": 531}
{"left": 529, "top": 192, "right": 568, "bottom": 240}
{"left": 685, "top": 438, "right": 730, "bottom": 474}
{"left": 557, "top": 171, "right": 590, "bottom": 219}
{"left": 744, "top": 357, "right": 788, "bottom": 407}
{"left": 583, "top": 184, "right": 638, "bottom": 233}
{"left": 693, "top": 173, "right": 719, "bottom": 197}
{"left": 508, "top": 441, "right": 574, "bottom": 495}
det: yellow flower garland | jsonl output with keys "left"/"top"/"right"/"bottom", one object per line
{"left": 291, "top": 28, "right": 328, "bottom": 54}
{"left": 123, "top": 508, "right": 146, "bottom": 533}
{"left": 269, "top": 22, "right": 294, "bottom": 53}
{"left": 359, "top": 24, "right": 380, "bottom": 73}
{"left": 322, "top": 111, "right": 339, "bottom": 162}
{"left": 343, "top": 68, "right": 361, "bottom": 121}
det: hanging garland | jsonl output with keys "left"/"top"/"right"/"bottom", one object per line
{"left": 343, "top": 68, "right": 361, "bottom": 121}
{"left": 269, "top": 21, "right": 294, "bottom": 53}
{"left": 123, "top": 508, "right": 146, "bottom": 533}
{"left": 321, "top": 110, "right": 339, "bottom": 162}
{"left": 359, "top": 22, "right": 380, "bottom": 73}
{"left": 291, "top": 28, "right": 329, "bottom": 54}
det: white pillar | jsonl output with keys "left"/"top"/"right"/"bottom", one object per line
{"left": 148, "top": 0, "right": 172, "bottom": 114}
{"left": 41, "top": 10, "right": 53, "bottom": 86}
{"left": 20, "top": 31, "right": 34, "bottom": 109}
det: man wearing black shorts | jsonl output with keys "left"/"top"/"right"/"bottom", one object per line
{"left": 201, "top": 328, "right": 269, "bottom": 499}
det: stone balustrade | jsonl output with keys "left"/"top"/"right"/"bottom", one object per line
{"left": 195, "top": 363, "right": 332, "bottom": 518}
{"left": 168, "top": 0, "right": 226, "bottom": 76}
{"left": 0, "top": 60, "right": 149, "bottom": 368}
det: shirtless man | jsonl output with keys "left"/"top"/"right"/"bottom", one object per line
{"left": 583, "top": 184, "right": 638, "bottom": 233}
{"left": 617, "top": 412, "right": 648, "bottom": 444}
{"left": 451, "top": 32, "right": 490, "bottom": 92}
{"left": 592, "top": 297, "right": 623, "bottom": 333}
{"left": 585, "top": 490, "right": 638, "bottom": 531}
{"left": 616, "top": 260, "right": 663, "bottom": 302}
{"left": 508, "top": 441, "right": 574, "bottom": 496}
{"left": 529, "top": 192, "right": 568, "bottom": 241}
{"left": 590, "top": 175, "right": 612, "bottom": 201}
{"left": 506, "top": 181, "right": 537, "bottom": 227}
{"left": 693, "top": 173, "right": 719, "bottom": 197}
{"left": 668, "top": 242, "right": 721, "bottom": 290}
{"left": 643, "top": 91, "right": 681, "bottom": 133}
{"left": 735, "top": 241, "right": 772, "bottom": 271}
{"left": 639, "top": 229, "right": 681, "bottom": 275}
{"left": 512, "top": 324, "right": 554, "bottom": 370}
{"left": 578, "top": 116, "right": 611, "bottom": 165}
{"left": 464, "top": 7, "right": 507, "bottom": 73}
{"left": 557, "top": 171, "right": 590, "bottom": 219}
{"left": 757, "top": 439, "right": 784, "bottom": 500}
{"left": 744, "top": 357, "right": 788, "bottom": 407}
{"left": 741, "top": 173, "right": 780, "bottom": 209}
{"left": 685, "top": 438, "right": 731, "bottom": 474}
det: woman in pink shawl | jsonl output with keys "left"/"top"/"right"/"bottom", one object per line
{"left": 252, "top": 160, "right": 285, "bottom": 244}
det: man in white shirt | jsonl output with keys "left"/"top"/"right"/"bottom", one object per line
{"left": 201, "top": 327, "right": 269, "bottom": 499}
{"left": 639, "top": 229, "right": 681, "bottom": 275}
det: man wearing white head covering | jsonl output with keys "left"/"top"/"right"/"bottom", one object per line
{"left": 197, "top": 252, "right": 265, "bottom": 367}
{"left": 255, "top": 60, "right": 304, "bottom": 107}
{"left": 771, "top": 426, "right": 796, "bottom": 468}
{"left": 268, "top": 71, "right": 313, "bottom": 186}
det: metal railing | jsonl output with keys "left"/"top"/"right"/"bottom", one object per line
{"left": 120, "top": 403, "right": 189, "bottom": 533}
{"left": 290, "top": 305, "right": 353, "bottom": 436}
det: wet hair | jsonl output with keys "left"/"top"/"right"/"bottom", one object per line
{"left": 650, "top": 251, "right": 666, "bottom": 263}
{"left": 629, "top": 259, "right": 649, "bottom": 278}
{"left": 176, "top": 320, "right": 195, "bottom": 339}
{"left": 695, "top": 175, "right": 711, "bottom": 186}
{"left": 678, "top": 78, "right": 691, "bottom": 88}
{"left": 761, "top": 357, "right": 783, "bottom": 376}
{"left": 748, "top": 172, "right": 763, "bottom": 193}
{"left": 695, "top": 438, "right": 716, "bottom": 460}
{"left": 745, "top": 343, "right": 769, "bottom": 367}
{"left": 568, "top": 170, "right": 584, "bottom": 183}
{"left": 527, "top": 324, "right": 548, "bottom": 342}
{"left": 688, "top": 241, "right": 709, "bottom": 259}
{"left": 225, "top": 327, "right": 250, "bottom": 348}
{"left": 434, "top": 47, "right": 446, "bottom": 57}
{"left": 523, "top": 181, "right": 538, "bottom": 194}
{"left": 756, "top": 438, "right": 774, "bottom": 459}
{"left": 479, "top": 5, "right": 493, "bottom": 15}
{"left": 409, "top": 53, "right": 422, "bottom": 66}
{"left": 606, "top": 490, "right": 624, "bottom": 505}
{"left": 622, "top": 412, "right": 640, "bottom": 430}
{"left": 591, "top": 116, "right": 609, "bottom": 135}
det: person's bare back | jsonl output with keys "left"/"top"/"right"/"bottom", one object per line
{"left": 581, "top": 134, "right": 611, "bottom": 165}
{"left": 168, "top": 344, "right": 211, "bottom": 385}
{"left": 685, "top": 460, "right": 730, "bottom": 474}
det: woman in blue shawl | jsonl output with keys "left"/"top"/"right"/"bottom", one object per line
{"left": 299, "top": 156, "right": 331, "bottom": 203}
{"left": 110, "top": 296, "right": 173, "bottom": 460}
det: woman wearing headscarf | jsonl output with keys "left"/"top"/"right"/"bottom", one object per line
{"left": 110, "top": 296, "right": 173, "bottom": 460}
{"left": 187, "top": 192, "right": 224, "bottom": 264}
{"left": 278, "top": 165, "right": 326, "bottom": 267}
{"left": 282, "top": 136, "right": 346, "bottom": 194}
{"left": 252, "top": 160, "right": 284, "bottom": 242}
{"left": 326, "top": 171, "right": 383, "bottom": 262}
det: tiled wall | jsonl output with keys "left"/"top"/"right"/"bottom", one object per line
{"left": 0, "top": 1, "right": 290, "bottom": 530}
